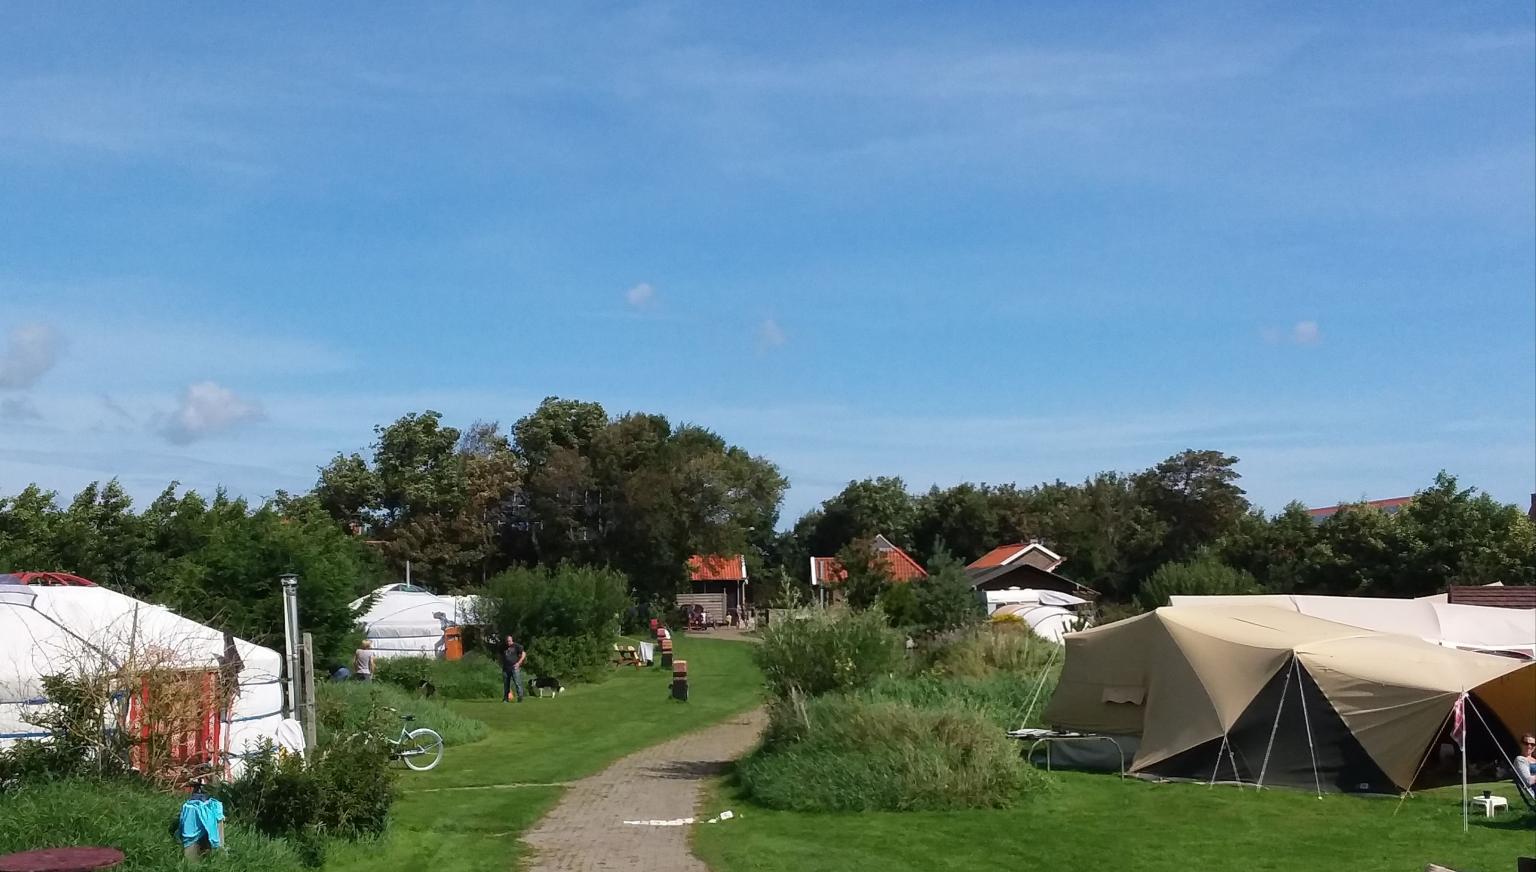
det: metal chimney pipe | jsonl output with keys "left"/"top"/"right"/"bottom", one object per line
{"left": 279, "top": 574, "right": 300, "bottom": 719}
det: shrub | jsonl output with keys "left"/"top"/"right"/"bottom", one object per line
{"left": 480, "top": 564, "right": 631, "bottom": 683}
{"left": 223, "top": 733, "right": 396, "bottom": 866}
{"left": 927, "top": 622, "right": 1058, "bottom": 680}
{"left": 316, "top": 681, "right": 489, "bottom": 746}
{"left": 876, "top": 582, "right": 921, "bottom": 629}
{"left": 755, "top": 608, "right": 902, "bottom": 699}
{"left": 858, "top": 674, "right": 1044, "bottom": 730}
{"left": 738, "top": 694, "right": 1047, "bottom": 812}
{"left": 1136, "top": 555, "right": 1259, "bottom": 610}
{"left": 372, "top": 654, "right": 502, "bottom": 700}
{"left": 0, "top": 778, "right": 302, "bottom": 871}
{"left": 911, "top": 550, "right": 984, "bottom": 636}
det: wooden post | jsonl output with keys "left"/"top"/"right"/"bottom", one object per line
{"left": 300, "top": 633, "right": 318, "bottom": 755}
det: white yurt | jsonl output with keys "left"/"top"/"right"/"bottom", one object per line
{"left": 350, "top": 583, "right": 481, "bottom": 660}
{"left": 986, "top": 588, "right": 1091, "bottom": 644}
{"left": 0, "top": 573, "right": 301, "bottom": 774}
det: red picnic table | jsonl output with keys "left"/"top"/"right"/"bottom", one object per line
{"left": 0, "top": 847, "right": 123, "bottom": 872}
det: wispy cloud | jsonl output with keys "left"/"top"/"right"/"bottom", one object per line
{"left": 1263, "top": 320, "right": 1322, "bottom": 346}
{"left": 0, "top": 323, "right": 62, "bottom": 389}
{"left": 757, "top": 317, "right": 786, "bottom": 350}
{"left": 156, "top": 381, "right": 264, "bottom": 445}
{"left": 0, "top": 397, "right": 42, "bottom": 422}
{"left": 625, "top": 281, "right": 656, "bottom": 308}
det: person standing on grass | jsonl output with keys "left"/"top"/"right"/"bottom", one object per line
{"left": 353, "top": 640, "right": 376, "bottom": 681}
{"left": 502, "top": 634, "right": 526, "bottom": 703}
{"left": 1516, "top": 733, "right": 1536, "bottom": 788}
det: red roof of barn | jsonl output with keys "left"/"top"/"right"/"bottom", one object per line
{"left": 967, "top": 542, "right": 1065, "bottom": 571}
{"left": 1448, "top": 585, "right": 1536, "bottom": 610}
{"left": 810, "top": 535, "right": 927, "bottom": 585}
{"left": 688, "top": 554, "right": 748, "bottom": 582}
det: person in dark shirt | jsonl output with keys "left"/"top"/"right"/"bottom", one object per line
{"left": 501, "top": 635, "right": 526, "bottom": 703}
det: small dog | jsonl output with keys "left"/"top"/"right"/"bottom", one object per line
{"left": 530, "top": 676, "right": 564, "bottom": 698}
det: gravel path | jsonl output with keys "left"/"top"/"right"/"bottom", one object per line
{"left": 522, "top": 707, "right": 765, "bottom": 871}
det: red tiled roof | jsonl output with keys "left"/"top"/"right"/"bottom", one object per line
{"left": 1448, "top": 585, "right": 1536, "bottom": 610}
{"left": 810, "top": 536, "right": 927, "bottom": 586}
{"left": 970, "top": 544, "right": 1025, "bottom": 569}
{"left": 966, "top": 542, "right": 1064, "bottom": 571}
{"left": 688, "top": 554, "right": 747, "bottom": 582}
{"left": 1307, "top": 496, "right": 1412, "bottom": 520}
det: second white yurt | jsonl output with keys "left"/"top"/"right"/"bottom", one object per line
{"left": 350, "top": 583, "right": 481, "bottom": 659}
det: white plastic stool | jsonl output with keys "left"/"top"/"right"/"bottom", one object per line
{"left": 1467, "top": 795, "right": 1507, "bottom": 817}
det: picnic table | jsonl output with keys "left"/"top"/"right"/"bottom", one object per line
{"left": 0, "top": 847, "right": 124, "bottom": 872}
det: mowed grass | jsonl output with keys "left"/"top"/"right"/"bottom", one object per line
{"left": 326, "top": 635, "right": 762, "bottom": 872}
{"left": 695, "top": 772, "right": 1535, "bottom": 872}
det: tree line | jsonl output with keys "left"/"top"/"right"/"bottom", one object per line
{"left": 2, "top": 401, "right": 1532, "bottom": 657}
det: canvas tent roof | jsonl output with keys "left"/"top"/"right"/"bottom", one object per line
{"left": 1170, "top": 594, "right": 1536, "bottom": 658}
{"left": 1045, "top": 606, "right": 1535, "bottom": 792}
{"left": 0, "top": 583, "right": 297, "bottom": 767}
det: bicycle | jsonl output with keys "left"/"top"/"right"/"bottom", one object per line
{"left": 384, "top": 709, "right": 444, "bottom": 772}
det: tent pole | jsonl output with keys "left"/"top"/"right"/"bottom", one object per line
{"left": 1292, "top": 659, "right": 1322, "bottom": 798}
{"left": 1018, "top": 641, "right": 1061, "bottom": 729}
{"left": 1209, "top": 734, "right": 1229, "bottom": 787}
{"left": 1460, "top": 691, "right": 1468, "bottom": 834}
{"left": 1257, "top": 657, "right": 1294, "bottom": 789}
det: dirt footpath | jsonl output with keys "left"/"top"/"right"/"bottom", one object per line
{"left": 521, "top": 707, "right": 766, "bottom": 871}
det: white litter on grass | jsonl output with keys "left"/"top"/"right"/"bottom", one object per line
{"left": 623, "top": 818, "right": 695, "bottom": 827}
{"left": 706, "top": 810, "right": 735, "bottom": 824}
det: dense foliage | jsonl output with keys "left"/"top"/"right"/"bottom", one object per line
{"left": 373, "top": 653, "right": 504, "bottom": 700}
{"left": 316, "top": 401, "right": 787, "bottom": 601}
{"left": 755, "top": 608, "right": 902, "bottom": 699}
{"left": 315, "top": 680, "right": 490, "bottom": 746}
{"left": 738, "top": 622, "right": 1057, "bottom": 813}
{"left": 480, "top": 564, "right": 630, "bottom": 682}
{"left": 777, "top": 463, "right": 1534, "bottom": 605}
{"left": 1136, "top": 555, "right": 1260, "bottom": 609}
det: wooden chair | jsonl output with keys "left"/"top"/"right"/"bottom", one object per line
{"left": 612, "top": 644, "right": 643, "bottom": 669}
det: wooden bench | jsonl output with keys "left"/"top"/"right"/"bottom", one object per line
{"left": 613, "top": 644, "right": 643, "bottom": 668}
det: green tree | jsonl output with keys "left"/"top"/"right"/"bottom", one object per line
{"left": 912, "top": 549, "right": 984, "bottom": 635}
{"left": 834, "top": 538, "right": 893, "bottom": 610}
{"left": 1136, "top": 555, "right": 1259, "bottom": 610}
{"left": 911, "top": 483, "right": 1002, "bottom": 564}
{"left": 1136, "top": 449, "right": 1248, "bottom": 566}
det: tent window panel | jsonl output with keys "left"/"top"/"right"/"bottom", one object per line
{"left": 1102, "top": 686, "right": 1145, "bottom": 705}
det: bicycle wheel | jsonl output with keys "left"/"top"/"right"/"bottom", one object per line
{"left": 400, "top": 728, "right": 444, "bottom": 771}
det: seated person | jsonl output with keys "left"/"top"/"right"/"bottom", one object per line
{"left": 1517, "top": 733, "right": 1536, "bottom": 790}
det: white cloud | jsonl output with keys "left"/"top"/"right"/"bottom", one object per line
{"left": 0, "top": 323, "right": 62, "bottom": 389}
{"left": 1291, "top": 320, "right": 1321, "bottom": 344}
{"left": 758, "top": 318, "right": 786, "bottom": 349}
{"left": 625, "top": 282, "right": 656, "bottom": 307}
{"left": 0, "top": 397, "right": 41, "bottom": 422}
{"left": 157, "top": 381, "right": 264, "bottom": 445}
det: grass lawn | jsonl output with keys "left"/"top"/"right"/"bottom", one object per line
{"left": 325, "top": 634, "right": 763, "bottom": 872}
{"left": 694, "top": 772, "right": 1535, "bottom": 872}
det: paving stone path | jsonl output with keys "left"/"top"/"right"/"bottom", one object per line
{"left": 522, "top": 706, "right": 766, "bottom": 871}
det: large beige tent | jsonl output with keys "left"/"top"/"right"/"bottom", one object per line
{"left": 1044, "top": 606, "right": 1536, "bottom": 793}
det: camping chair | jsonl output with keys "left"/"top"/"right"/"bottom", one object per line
{"left": 1514, "top": 772, "right": 1536, "bottom": 815}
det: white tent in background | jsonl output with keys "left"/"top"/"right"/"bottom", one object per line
{"left": 349, "top": 583, "right": 481, "bottom": 660}
{"left": 986, "top": 588, "right": 1090, "bottom": 644}
{"left": 0, "top": 578, "right": 301, "bottom": 774}
{"left": 1170, "top": 593, "right": 1536, "bottom": 659}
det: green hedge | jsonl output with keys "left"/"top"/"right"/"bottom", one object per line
{"left": 316, "top": 681, "right": 489, "bottom": 747}
{"left": 373, "top": 654, "right": 503, "bottom": 700}
{"left": 0, "top": 779, "right": 302, "bottom": 871}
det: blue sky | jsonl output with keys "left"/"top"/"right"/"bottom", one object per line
{"left": 1, "top": 2, "right": 1532, "bottom": 524}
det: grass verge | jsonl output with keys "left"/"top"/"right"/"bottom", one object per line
{"left": 694, "top": 772, "right": 1535, "bottom": 872}
{"left": 324, "top": 634, "right": 763, "bottom": 871}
